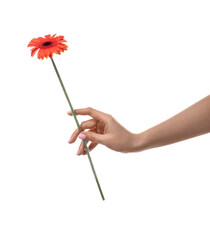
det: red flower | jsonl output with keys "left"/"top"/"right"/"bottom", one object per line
{"left": 27, "top": 34, "right": 68, "bottom": 60}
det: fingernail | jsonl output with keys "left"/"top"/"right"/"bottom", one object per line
{"left": 68, "top": 137, "right": 72, "bottom": 143}
{"left": 78, "top": 133, "right": 86, "bottom": 140}
{"left": 67, "top": 110, "right": 72, "bottom": 114}
{"left": 76, "top": 150, "right": 80, "bottom": 155}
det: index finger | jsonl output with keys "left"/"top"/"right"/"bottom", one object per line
{"left": 67, "top": 107, "right": 108, "bottom": 121}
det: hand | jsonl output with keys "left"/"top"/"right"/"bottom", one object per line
{"left": 67, "top": 107, "right": 135, "bottom": 155}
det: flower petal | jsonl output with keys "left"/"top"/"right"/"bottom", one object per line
{"left": 37, "top": 49, "right": 44, "bottom": 59}
{"left": 31, "top": 47, "right": 39, "bottom": 57}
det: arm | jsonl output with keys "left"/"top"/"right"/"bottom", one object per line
{"left": 68, "top": 95, "right": 210, "bottom": 154}
{"left": 133, "top": 95, "right": 210, "bottom": 152}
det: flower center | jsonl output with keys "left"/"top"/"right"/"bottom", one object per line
{"left": 42, "top": 41, "right": 53, "bottom": 46}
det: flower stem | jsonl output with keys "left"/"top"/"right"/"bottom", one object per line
{"left": 50, "top": 57, "right": 105, "bottom": 201}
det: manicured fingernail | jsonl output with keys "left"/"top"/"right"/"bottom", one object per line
{"left": 68, "top": 137, "right": 72, "bottom": 143}
{"left": 78, "top": 133, "right": 86, "bottom": 140}
{"left": 76, "top": 150, "right": 80, "bottom": 155}
{"left": 67, "top": 110, "right": 72, "bottom": 114}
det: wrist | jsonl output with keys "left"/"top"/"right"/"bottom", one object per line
{"left": 130, "top": 132, "right": 149, "bottom": 153}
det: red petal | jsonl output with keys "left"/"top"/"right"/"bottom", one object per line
{"left": 59, "top": 39, "right": 67, "bottom": 43}
{"left": 31, "top": 47, "right": 39, "bottom": 57}
{"left": 37, "top": 49, "right": 43, "bottom": 59}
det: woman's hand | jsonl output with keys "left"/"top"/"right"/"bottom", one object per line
{"left": 67, "top": 107, "right": 135, "bottom": 155}
{"left": 68, "top": 95, "right": 210, "bottom": 156}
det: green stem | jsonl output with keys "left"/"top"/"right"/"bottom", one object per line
{"left": 51, "top": 57, "right": 105, "bottom": 201}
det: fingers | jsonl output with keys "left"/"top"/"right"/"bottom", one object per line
{"left": 82, "top": 142, "right": 98, "bottom": 155}
{"left": 77, "top": 141, "right": 98, "bottom": 156}
{"left": 78, "top": 130, "right": 105, "bottom": 144}
{"left": 68, "top": 122, "right": 106, "bottom": 144}
{"left": 76, "top": 140, "right": 87, "bottom": 155}
{"left": 68, "top": 119, "right": 96, "bottom": 144}
{"left": 67, "top": 107, "right": 109, "bottom": 121}
{"left": 68, "top": 128, "right": 79, "bottom": 144}
{"left": 89, "top": 142, "right": 98, "bottom": 151}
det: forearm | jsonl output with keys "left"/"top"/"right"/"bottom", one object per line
{"left": 132, "top": 95, "right": 210, "bottom": 152}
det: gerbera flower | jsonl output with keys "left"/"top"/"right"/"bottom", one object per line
{"left": 27, "top": 34, "right": 68, "bottom": 60}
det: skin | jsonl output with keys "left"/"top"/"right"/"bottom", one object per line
{"left": 67, "top": 95, "right": 210, "bottom": 155}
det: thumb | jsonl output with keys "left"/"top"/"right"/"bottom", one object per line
{"left": 78, "top": 131, "right": 105, "bottom": 144}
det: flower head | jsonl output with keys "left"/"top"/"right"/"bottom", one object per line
{"left": 27, "top": 34, "right": 68, "bottom": 60}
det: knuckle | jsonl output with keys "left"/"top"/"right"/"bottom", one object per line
{"left": 87, "top": 107, "right": 93, "bottom": 112}
{"left": 106, "top": 114, "right": 113, "bottom": 120}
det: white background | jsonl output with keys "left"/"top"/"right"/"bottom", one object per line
{"left": 0, "top": 0, "right": 209, "bottom": 239}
